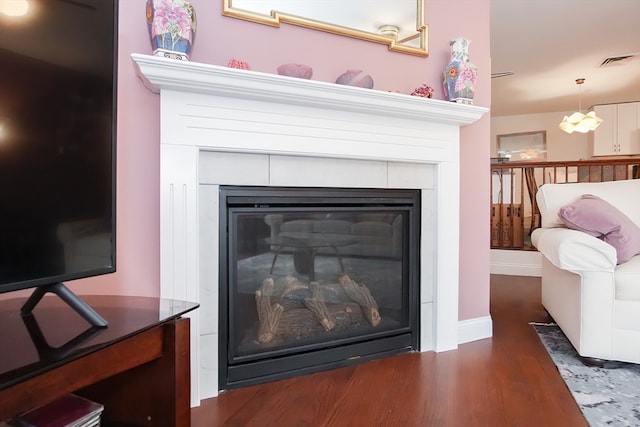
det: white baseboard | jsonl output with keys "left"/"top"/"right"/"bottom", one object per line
{"left": 490, "top": 249, "right": 542, "bottom": 277}
{"left": 458, "top": 315, "right": 493, "bottom": 344}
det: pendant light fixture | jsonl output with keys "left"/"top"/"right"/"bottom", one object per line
{"left": 0, "top": 0, "right": 29, "bottom": 16}
{"left": 559, "top": 78, "right": 603, "bottom": 134}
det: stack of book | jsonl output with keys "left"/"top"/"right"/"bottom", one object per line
{"left": 8, "top": 394, "right": 104, "bottom": 427}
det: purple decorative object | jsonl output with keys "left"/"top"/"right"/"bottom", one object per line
{"left": 276, "top": 63, "right": 313, "bottom": 79}
{"left": 559, "top": 194, "right": 640, "bottom": 264}
{"left": 335, "top": 70, "right": 374, "bottom": 89}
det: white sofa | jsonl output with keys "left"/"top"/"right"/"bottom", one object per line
{"left": 531, "top": 179, "right": 640, "bottom": 364}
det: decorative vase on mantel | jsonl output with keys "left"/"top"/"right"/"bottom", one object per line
{"left": 146, "top": 0, "right": 197, "bottom": 61}
{"left": 443, "top": 37, "right": 477, "bottom": 104}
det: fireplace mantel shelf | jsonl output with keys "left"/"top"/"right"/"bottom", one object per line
{"left": 132, "top": 52, "right": 490, "bottom": 401}
{"left": 132, "top": 53, "right": 487, "bottom": 126}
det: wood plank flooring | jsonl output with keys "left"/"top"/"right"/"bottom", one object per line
{"left": 191, "top": 275, "right": 587, "bottom": 426}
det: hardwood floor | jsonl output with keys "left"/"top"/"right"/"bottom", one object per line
{"left": 191, "top": 275, "right": 587, "bottom": 426}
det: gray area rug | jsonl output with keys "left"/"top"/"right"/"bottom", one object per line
{"left": 533, "top": 323, "right": 640, "bottom": 426}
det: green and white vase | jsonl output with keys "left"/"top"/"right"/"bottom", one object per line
{"left": 146, "top": 0, "right": 197, "bottom": 61}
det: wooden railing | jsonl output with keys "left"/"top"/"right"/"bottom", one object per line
{"left": 490, "top": 159, "right": 639, "bottom": 250}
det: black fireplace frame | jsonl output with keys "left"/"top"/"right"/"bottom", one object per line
{"left": 218, "top": 186, "right": 421, "bottom": 390}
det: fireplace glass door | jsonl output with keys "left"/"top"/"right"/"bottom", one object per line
{"left": 219, "top": 187, "right": 420, "bottom": 389}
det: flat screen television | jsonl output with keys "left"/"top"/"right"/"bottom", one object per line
{"left": 0, "top": 0, "right": 117, "bottom": 327}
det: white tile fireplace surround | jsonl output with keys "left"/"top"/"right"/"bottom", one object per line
{"left": 132, "top": 54, "right": 488, "bottom": 402}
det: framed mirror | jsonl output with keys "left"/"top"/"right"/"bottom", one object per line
{"left": 222, "top": 0, "right": 428, "bottom": 57}
{"left": 497, "top": 131, "right": 547, "bottom": 161}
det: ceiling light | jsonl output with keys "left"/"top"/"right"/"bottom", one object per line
{"left": 559, "top": 78, "right": 603, "bottom": 134}
{"left": 0, "top": 0, "right": 29, "bottom": 16}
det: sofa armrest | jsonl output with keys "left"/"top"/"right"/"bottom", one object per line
{"left": 532, "top": 228, "right": 616, "bottom": 273}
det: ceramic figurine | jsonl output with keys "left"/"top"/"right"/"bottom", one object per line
{"left": 410, "top": 84, "right": 435, "bottom": 98}
{"left": 277, "top": 63, "right": 313, "bottom": 79}
{"left": 228, "top": 58, "right": 250, "bottom": 70}
{"left": 335, "top": 70, "right": 374, "bottom": 89}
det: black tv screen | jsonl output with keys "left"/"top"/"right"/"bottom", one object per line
{"left": 0, "top": 1, "right": 117, "bottom": 304}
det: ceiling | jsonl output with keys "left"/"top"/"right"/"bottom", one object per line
{"left": 490, "top": 0, "right": 640, "bottom": 117}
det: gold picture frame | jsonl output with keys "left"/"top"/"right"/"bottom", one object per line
{"left": 497, "top": 131, "right": 547, "bottom": 161}
{"left": 222, "top": 0, "right": 428, "bottom": 57}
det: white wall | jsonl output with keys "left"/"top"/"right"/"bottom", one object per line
{"left": 491, "top": 111, "right": 590, "bottom": 161}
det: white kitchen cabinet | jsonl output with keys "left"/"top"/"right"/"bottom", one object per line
{"left": 589, "top": 102, "right": 640, "bottom": 156}
{"left": 618, "top": 102, "right": 640, "bottom": 154}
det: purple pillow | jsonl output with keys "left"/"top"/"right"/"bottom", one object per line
{"left": 558, "top": 194, "right": 640, "bottom": 264}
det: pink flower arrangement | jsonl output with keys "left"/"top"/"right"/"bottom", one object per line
{"left": 410, "top": 84, "right": 434, "bottom": 98}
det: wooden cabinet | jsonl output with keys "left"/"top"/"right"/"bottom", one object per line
{"left": 0, "top": 295, "right": 198, "bottom": 426}
{"left": 590, "top": 102, "right": 640, "bottom": 156}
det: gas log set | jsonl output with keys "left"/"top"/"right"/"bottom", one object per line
{"left": 255, "top": 274, "right": 381, "bottom": 346}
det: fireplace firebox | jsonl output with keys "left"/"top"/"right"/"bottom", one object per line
{"left": 219, "top": 186, "right": 421, "bottom": 389}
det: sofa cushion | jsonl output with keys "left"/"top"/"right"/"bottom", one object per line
{"left": 558, "top": 194, "right": 640, "bottom": 264}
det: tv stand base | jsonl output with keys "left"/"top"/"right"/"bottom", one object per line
{"left": 20, "top": 282, "right": 108, "bottom": 328}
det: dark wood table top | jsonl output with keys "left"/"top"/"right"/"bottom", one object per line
{"left": 0, "top": 295, "right": 198, "bottom": 391}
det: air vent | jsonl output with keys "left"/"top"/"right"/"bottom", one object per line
{"left": 600, "top": 53, "right": 639, "bottom": 67}
{"left": 491, "top": 71, "right": 514, "bottom": 79}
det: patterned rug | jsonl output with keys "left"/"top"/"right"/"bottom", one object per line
{"left": 533, "top": 323, "right": 640, "bottom": 426}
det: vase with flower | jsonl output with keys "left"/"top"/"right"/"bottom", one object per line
{"left": 443, "top": 37, "right": 477, "bottom": 104}
{"left": 146, "top": 0, "right": 197, "bottom": 61}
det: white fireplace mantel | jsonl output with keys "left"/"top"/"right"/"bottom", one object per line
{"left": 132, "top": 53, "right": 488, "bottom": 402}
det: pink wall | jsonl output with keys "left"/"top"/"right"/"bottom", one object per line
{"left": 67, "top": 0, "right": 491, "bottom": 322}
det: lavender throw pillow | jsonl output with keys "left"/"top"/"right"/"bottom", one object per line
{"left": 558, "top": 194, "right": 640, "bottom": 264}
